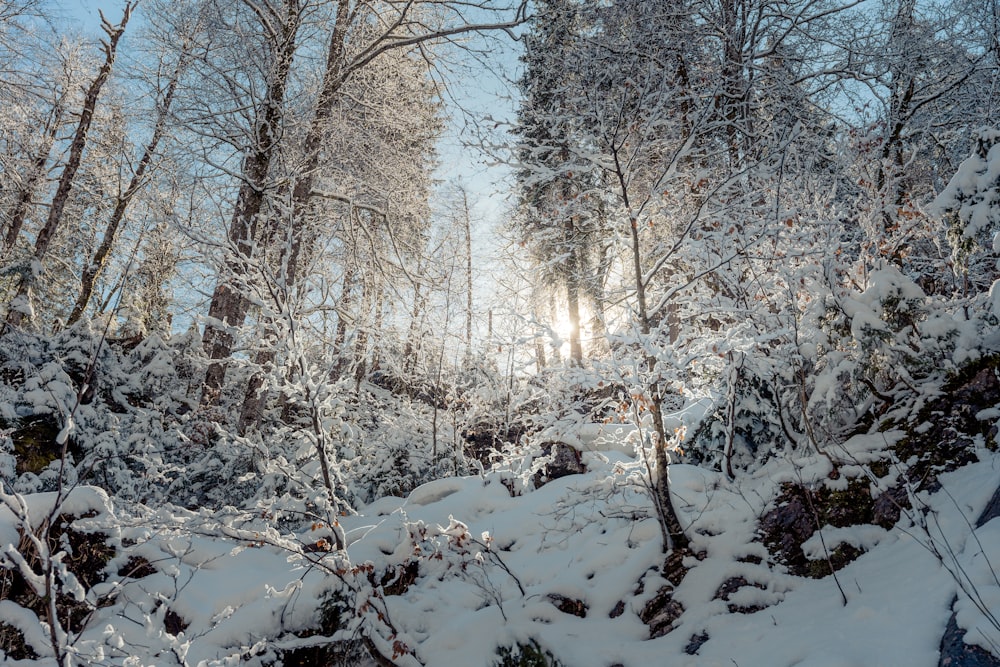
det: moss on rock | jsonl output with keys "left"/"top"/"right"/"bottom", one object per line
{"left": 759, "top": 477, "right": 886, "bottom": 578}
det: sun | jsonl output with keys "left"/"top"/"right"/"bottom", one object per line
{"left": 548, "top": 304, "right": 589, "bottom": 358}
{"left": 552, "top": 311, "right": 575, "bottom": 343}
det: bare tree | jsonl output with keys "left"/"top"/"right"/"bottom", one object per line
{"left": 4, "top": 4, "right": 133, "bottom": 330}
{"left": 66, "top": 49, "right": 189, "bottom": 326}
{"left": 200, "top": 0, "right": 529, "bottom": 410}
{"left": 199, "top": 0, "right": 305, "bottom": 404}
{"left": 1, "top": 88, "right": 68, "bottom": 259}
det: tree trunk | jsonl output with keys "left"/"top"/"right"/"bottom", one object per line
{"left": 351, "top": 274, "right": 374, "bottom": 387}
{"left": 4, "top": 4, "right": 132, "bottom": 330}
{"left": 331, "top": 258, "right": 358, "bottom": 381}
{"left": 630, "top": 210, "right": 690, "bottom": 552}
{"left": 283, "top": 0, "right": 351, "bottom": 287}
{"left": 618, "top": 155, "right": 690, "bottom": 553}
{"left": 200, "top": 0, "right": 302, "bottom": 406}
{"left": 560, "top": 159, "right": 584, "bottom": 365}
{"left": 549, "top": 292, "right": 562, "bottom": 365}
{"left": 585, "top": 241, "right": 613, "bottom": 351}
{"left": 234, "top": 0, "right": 531, "bottom": 425}
{"left": 403, "top": 258, "right": 428, "bottom": 377}
{"left": 239, "top": 346, "right": 273, "bottom": 435}
{"left": 462, "top": 189, "right": 474, "bottom": 359}
{"left": 234, "top": 1, "right": 349, "bottom": 428}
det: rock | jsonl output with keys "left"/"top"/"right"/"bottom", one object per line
{"left": 872, "top": 483, "right": 911, "bottom": 529}
{"left": 896, "top": 355, "right": 1000, "bottom": 493}
{"left": 11, "top": 414, "right": 68, "bottom": 475}
{"left": 640, "top": 586, "right": 684, "bottom": 638}
{"left": 939, "top": 606, "right": 1000, "bottom": 667}
{"left": 715, "top": 575, "right": 752, "bottom": 601}
{"left": 976, "top": 484, "right": 1000, "bottom": 529}
{"left": 759, "top": 478, "right": 879, "bottom": 577}
{"left": 685, "top": 632, "right": 709, "bottom": 655}
{"left": 547, "top": 593, "right": 587, "bottom": 618}
{"left": 117, "top": 556, "right": 156, "bottom": 579}
{"left": 532, "top": 442, "right": 586, "bottom": 488}
{"left": 713, "top": 576, "right": 768, "bottom": 614}
{"left": 937, "top": 478, "right": 1000, "bottom": 667}
{"left": 163, "top": 607, "right": 188, "bottom": 636}
{"left": 463, "top": 423, "right": 530, "bottom": 465}
{"left": 0, "top": 510, "right": 115, "bottom": 658}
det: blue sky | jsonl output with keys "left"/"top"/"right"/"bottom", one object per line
{"left": 59, "top": 0, "right": 120, "bottom": 28}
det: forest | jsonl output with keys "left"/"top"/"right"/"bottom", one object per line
{"left": 1, "top": 0, "right": 1000, "bottom": 665}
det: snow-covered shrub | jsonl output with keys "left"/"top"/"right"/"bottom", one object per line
{"left": 687, "top": 359, "right": 787, "bottom": 472}
{"left": 0, "top": 322, "right": 200, "bottom": 502}
{"left": 685, "top": 253, "right": 995, "bottom": 471}
{"left": 495, "top": 640, "right": 564, "bottom": 666}
{"left": 345, "top": 384, "right": 474, "bottom": 503}
{"left": 933, "top": 127, "right": 1000, "bottom": 294}
{"left": 0, "top": 485, "right": 120, "bottom": 664}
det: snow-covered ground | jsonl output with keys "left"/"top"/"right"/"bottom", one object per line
{"left": 4, "top": 427, "right": 998, "bottom": 666}
{"left": 344, "top": 438, "right": 1000, "bottom": 666}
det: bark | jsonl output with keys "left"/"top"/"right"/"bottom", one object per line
{"left": 531, "top": 284, "right": 547, "bottom": 369}
{"left": 534, "top": 336, "right": 547, "bottom": 370}
{"left": 403, "top": 256, "right": 428, "bottom": 377}
{"left": 5, "top": 4, "right": 132, "bottom": 330}
{"left": 463, "top": 190, "right": 474, "bottom": 358}
{"left": 874, "top": 73, "right": 915, "bottom": 252}
{"left": 351, "top": 274, "right": 374, "bottom": 386}
{"left": 67, "top": 57, "right": 183, "bottom": 326}
{"left": 236, "top": 0, "right": 349, "bottom": 428}
{"left": 368, "top": 278, "right": 386, "bottom": 375}
{"left": 331, "top": 259, "right": 358, "bottom": 380}
{"left": 561, "top": 168, "right": 583, "bottom": 365}
{"left": 564, "top": 234, "right": 584, "bottom": 365}
{"left": 200, "top": 0, "right": 302, "bottom": 406}
{"left": 238, "top": 346, "right": 273, "bottom": 434}
{"left": 283, "top": 0, "right": 351, "bottom": 287}
{"left": 719, "top": 0, "right": 745, "bottom": 168}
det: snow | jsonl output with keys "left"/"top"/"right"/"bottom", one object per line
{"left": 3, "top": 422, "right": 1000, "bottom": 666}
{"left": 360, "top": 447, "right": 1000, "bottom": 667}
{"left": 150, "top": 451, "right": 1000, "bottom": 663}
{"left": 801, "top": 524, "right": 891, "bottom": 560}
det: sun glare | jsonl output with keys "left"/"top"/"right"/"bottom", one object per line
{"left": 552, "top": 312, "right": 575, "bottom": 342}
{"left": 549, "top": 305, "right": 589, "bottom": 358}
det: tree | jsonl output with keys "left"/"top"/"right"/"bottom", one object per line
{"left": 510, "top": 0, "right": 875, "bottom": 551}
{"left": 4, "top": 4, "right": 133, "bottom": 330}
{"left": 0, "top": 79, "right": 70, "bottom": 260}
{"left": 842, "top": 0, "right": 988, "bottom": 282}
{"left": 198, "top": 0, "right": 529, "bottom": 413}
{"left": 197, "top": 0, "right": 305, "bottom": 404}
{"left": 512, "top": 0, "right": 605, "bottom": 366}
{"left": 237, "top": 37, "right": 444, "bottom": 432}
{"left": 66, "top": 46, "right": 189, "bottom": 326}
